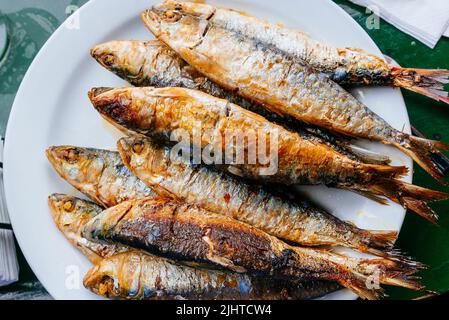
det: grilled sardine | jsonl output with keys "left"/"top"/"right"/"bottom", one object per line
{"left": 90, "top": 40, "right": 389, "bottom": 165}
{"left": 82, "top": 197, "right": 425, "bottom": 300}
{"left": 47, "top": 141, "right": 400, "bottom": 257}
{"left": 50, "top": 194, "right": 337, "bottom": 300}
{"left": 142, "top": 0, "right": 449, "bottom": 183}
{"left": 84, "top": 251, "right": 340, "bottom": 300}
{"left": 89, "top": 87, "right": 449, "bottom": 222}
{"left": 117, "top": 135, "right": 405, "bottom": 256}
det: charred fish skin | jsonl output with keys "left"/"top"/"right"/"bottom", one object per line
{"left": 50, "top": 194, "right": 338, "bottom": 300}
{"left": 90, "top": 40, "right": 363, "bottom": 163}
{"left": 46, "top": 146, "right": 156, "bottom": 208}
{"left": 117, "top": 135, "right": 400, "bottom": 257}
{"left": 91, "top": 87, "right": 448, "bottom": 223}
{"left": 48, "top": 194, "right": 128, "bottom": 264}
{"left": 90, "top": 40, "right": 390, "bottom": 165}
{"left": 83, "top": 251, "right": 340, "bottom": 300}
{"left": 142, "top": 1, "right": 449, "bottom": 183}
{"left": 89, "top": 86, "right": 404, "bottom": 187}
{"left": 82, "top": 197, "right": 424, "bottom": 300}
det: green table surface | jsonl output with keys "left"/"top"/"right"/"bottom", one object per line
{"left": 0, "top": 0, "right": 448, "bottom": 300}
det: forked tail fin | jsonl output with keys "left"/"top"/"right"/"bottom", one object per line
{"left": 392, "top": 67, "right": 449, "bottom": 104}
{"left": 333, "top": 254, "right": 425, "bottom": 300}
{"left": 368, "top": 179, "right": 449, "bottom": 224}
{"left": 395, "top": 135, "right": 449, "bottom": 184}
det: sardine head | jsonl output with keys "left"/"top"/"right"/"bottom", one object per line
{"left": 83, "top": 252, "right": 143, "bottom": 299}
{"left": 90, "top": 41, "right": 147, "bottom": 78}
{"left": 90, "top": 42, "right": 120, "bottom": 70}
{"left": 48, "top": 194, "right": 102, "bottom": 238}
{"left": 46, "top": 146, "right": 105, "bottom": 191}
{"left": 117, "top": 135, "right": 153, "bottom": 171}
{"left": 142, "top": 0, "right": 215, "bottom": 49}
{"left": 117, "top": 135, "right": 174, "bottom": 184}
{"left": 88, "top": 87, "right": 155, "bottom": 135}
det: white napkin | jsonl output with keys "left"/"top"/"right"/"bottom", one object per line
{"left": 0, "top": 139, "right": 19, "bottom": 287}
{"left": 349, "top": 0, "right": 449, "bottom": 48}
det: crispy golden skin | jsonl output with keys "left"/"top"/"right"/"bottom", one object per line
{"left": 142, "top": 0, "right": 449, "bottom": 183}
{"left": 90, "top": 39, "right": 389, "bottom": 165}
{"left": 117, "top": 135, "right": 402, "bottom": 256}
{"left": 46, "top": 146, "right": 156, "bottom": 207}
{"left": 50, "top": 194, "right": 339, "bottom": 300}
{"left": 89, "top": 86, "right": 448, "bottom": 223}
{"left": 84, "top": 251, "right": 340, "bottom": 300}
{"left": 82, "top": 197, "right": 424, "bottom": 300}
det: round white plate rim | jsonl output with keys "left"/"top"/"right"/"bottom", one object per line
{"left": 3, "top": 0, "right": 411, "bottom": 300}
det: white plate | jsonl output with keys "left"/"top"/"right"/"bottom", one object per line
{"left": 4, "top": 0, "right": 412, "bottom": 300}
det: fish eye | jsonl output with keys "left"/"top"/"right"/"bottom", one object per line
{"left": 63, "top": 149, "right": 80, "bottom": 164}
{"left": 132, "top": 141, "right": 144, "bottom": 154}
{"left": 163, "top": 10, "right": 182, "bottom": 22}
{"left": 63, "top": 200, "right": 75, "bottom": 212}
{"left": 101, "top": 54, "right": 116, "bottom": 67}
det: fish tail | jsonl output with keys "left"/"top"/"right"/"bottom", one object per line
{"left": 335, "top": 272, "right": 384, "bottom": 300}
{"left": 359, "top": 258, "right": 426, "bottom": 291}
{"left": 368, "top": 179, "right": 449, "bottom": 224}
{"left": 332, "top": 256, "right": 425, "bottom": 300}
{"left": 362, "top": 230, "right": 397, "bottom": 251}
{"left": 391, "top": 67, "right": 449, "bottom": 104}
{"left": 396, "top": 135, "right": 449, "bottom": 184}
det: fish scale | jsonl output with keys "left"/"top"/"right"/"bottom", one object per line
{"left": 82, "top": 196, "right": 425, "bottom": 300}
{"left": 142, "top": 0, "right": 449, "bottom": 184}
{"left": 49, "top": 193, "right": 338, "bottom": 300}
{"left": 90, "top": 40, "right": 392, "bottom": 166}
{"left": 115, "top": 135, "right": 401, "bottom": 256}
{"left": 89, "top": 86, "right": 449, "bottom": 223}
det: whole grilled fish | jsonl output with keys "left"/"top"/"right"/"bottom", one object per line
{"left": 47, "top": 141, "right": 400, "bottom": 258}
{"left": 118, "top": 135, "right": 404, "bottom": 257}
{"left": 90, "top": 87, "right": 449, "bottom": 223}
{"left": 46, "top": 146, "right": 156, "bottom": 207}
{"left": 142, "top": 0, "right": 449, "bottom": 183}
{"left": 149, "top": 5, "right": 449, "bottom": 103}
{"left": 50, "top": 194, "right": 337, "bottom": 300}
{"left": 90, "top": 40, "right": 388, "bottom": 165}
{"left": 84, "top": 251, "right": 340, "bottom": 300}
{"left": 82, "top": 197, "right": 424, "bottom": 300}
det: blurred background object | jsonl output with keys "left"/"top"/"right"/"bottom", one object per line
{"left": 0, "top": 137, "right": 19, "bottom": 288}
{"left": 349, "top": 0, "right": 449, "bottom": 48}
{"left": 0, "top": 11, "right": 11, "bottom": 67}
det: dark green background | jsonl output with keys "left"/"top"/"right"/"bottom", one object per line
{"left": 0, "top": 0, "right": 448, "bottom": 300}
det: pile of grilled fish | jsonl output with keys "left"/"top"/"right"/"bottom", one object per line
{"left": 46, "top": 1, "right": 449, "bottom": 300}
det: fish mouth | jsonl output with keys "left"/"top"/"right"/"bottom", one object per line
{"left": 151, "top": 1, "right": 215, "bottom": 20}
{"left": 87, "top": 87, "right": 114, "bottom": 100}
{"left": 46, "top": 146, "right": 86, "bottom": 169}
{"left": 83, "top": 266, "right": 115, "bottom": 295}
{"left": 48, "top": 193, "right": 74, "bottom": 223}
{"left": 46, "top": 146, "right": 70, "bottom": 175}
